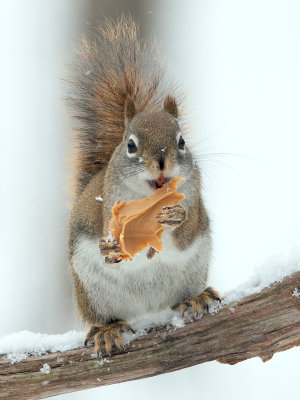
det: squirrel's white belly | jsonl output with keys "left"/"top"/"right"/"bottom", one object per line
{"left": 72, "top": 231, "right": 211, "bottom": 324}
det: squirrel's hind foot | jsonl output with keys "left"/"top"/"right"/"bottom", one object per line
{"left": 173, "top": 287, "right": 221, "bottom": 316}
{"left": 85, "top": 321, "right": 134, "bottom": 355}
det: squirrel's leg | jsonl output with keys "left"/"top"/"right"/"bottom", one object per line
{"left": 85, "top": 321, "right": 134, "bottom": 355}
{"left": 173, "top": 287, "right": 221, "bottom": 315}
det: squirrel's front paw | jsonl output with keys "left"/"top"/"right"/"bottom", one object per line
{"left": 173, "top": 287, "right": 221, "bottom": 315}
{"left": 99, "top": 239, "right": 122, "bottom": 264}
{"left": 84, "top": 321, "right": 134, "bottom": 355}
{"left": 156, "top": 204, "right": 186, "bottom": 227}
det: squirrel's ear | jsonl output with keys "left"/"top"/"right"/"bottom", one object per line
{"left": 125, "top": 96, "right": 137, "bottom": 125}
{"left": 164, "top": 95, "right": 178, "bottom": 119}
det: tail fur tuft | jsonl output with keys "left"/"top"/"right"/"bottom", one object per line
{"left": 66, "top": 16, "right": 174, "bottom": 196}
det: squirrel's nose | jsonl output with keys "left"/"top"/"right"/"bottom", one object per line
{"left": 158, "top": 157, "right": 165, "bottom": 170}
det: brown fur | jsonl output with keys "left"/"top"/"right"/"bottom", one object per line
{"left": 68, "top": 168, "right": 106, "bottom": 253}
{"left": 69, "top": 169, "right": 107, "bottom": 325}
{"left": 94, "top": 321, "right": 133, "bottom": 354}
{"left": 84, "top": 321, "right": 133, "bottom": 355}
{"left": 66, "top": 16, "right": 177, "bottom": 196}
{"left": 124, "top": 96, "right": 137, "bottom": 124}
{"left": 71, "top": 269, "right": 99, "bottom": 325}
{"left": 164, "top": 95, "right": 179, "bottom": 118}
{"left": 173, "top": 172, "right": 210, "bottom": 250}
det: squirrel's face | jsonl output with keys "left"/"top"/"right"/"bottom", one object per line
{"left": 118, "top": 109, "right": 194, "bottom": 195}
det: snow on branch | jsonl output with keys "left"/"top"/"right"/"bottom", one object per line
{"left": 0, "top": 270, "right": 300, "bottom": 400}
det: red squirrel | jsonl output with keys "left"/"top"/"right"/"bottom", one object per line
{"left": 66, "top": 16, "right": 220, "bottom": 355}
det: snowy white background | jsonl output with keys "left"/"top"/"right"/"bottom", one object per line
{"left": 1, "top": 0, "right": 300, "bottom": 399}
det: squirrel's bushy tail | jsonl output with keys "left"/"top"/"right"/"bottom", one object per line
{"left": 67, "top": 16, "right": 170, "bottom": 196}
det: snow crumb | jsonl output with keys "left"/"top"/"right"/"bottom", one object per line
{"left": 96, "top": 196, "right": 103, "bottom": 202}
{"left": 85, "top": 70, "right": 91, "bottom": 76}
{"left": 228, "top": 305, "right": 237, "bottom": 313}
{"left": 171, "top": 315, "right": 185, "bottom": 328}
{"left": 138, "top": 157, "right": 143, "bottom": 163}
{"left": 7, "top": 352, "right": 27, "bottom": 363}
{"left": 40, "top": 363, "right": 51, "bottom": 374}
{"left": 97, "top": 378, "right": 101, "bottom": 383}
{"left": 223, "top": 246, "right": 300, "bottom": 304}
{"left": 209, "top": 300, "right": 223, "bottom": 315}
{"left": 0, "top": 330, "right": 85, "bottom": 363}
{"left": 292, "top": 288, "right": 300, "bottom": 298}
{"left": 96, "top": 357, "right": 111, "bottom": 366}
{"left": 161, "top": 147, "right": 166, "bottom": 152}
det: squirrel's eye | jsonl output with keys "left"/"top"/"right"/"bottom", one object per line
{"left": 128, "top": 138, "right": 138, "bottom": 154}
{"left": 178, "top": 135, "right": 185, "bottom": 150}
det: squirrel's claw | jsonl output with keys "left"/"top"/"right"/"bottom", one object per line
{"left": 99, "top": 239, "right": 122, "bottom": 264}
{"left": 84, "top": 321, "right": 134, "bottom": 356}
{"left": 156, "top": 204, "right": 186, "bottom": 227}
{"left": 84, "top": 325, "right": 101, "bottom": 347}
{"left": 173, "top": 287, "right": 221, "bottom": 316}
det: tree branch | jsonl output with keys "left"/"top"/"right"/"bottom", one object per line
{"left": 1, "top": 272, "right": 300, "bottom": 400}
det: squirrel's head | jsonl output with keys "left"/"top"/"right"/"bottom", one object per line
{"left": 115, "top": 95, "right": 195, "bottom": 195}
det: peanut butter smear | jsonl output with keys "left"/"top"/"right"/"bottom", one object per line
{"left": 109, "top": 177, "right": 185, "bottom": 260}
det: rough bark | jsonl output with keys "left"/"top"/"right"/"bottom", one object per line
{"left": 1, "top": 271, "right": 300, "bottom": 400}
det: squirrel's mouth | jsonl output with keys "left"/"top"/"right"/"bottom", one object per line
{"left": 147, "top": 175, "right": 170, "bottom": 190}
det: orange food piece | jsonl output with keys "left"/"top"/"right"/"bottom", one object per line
{"left": 109, "top": 177, "right": 185, "bottom": 260}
